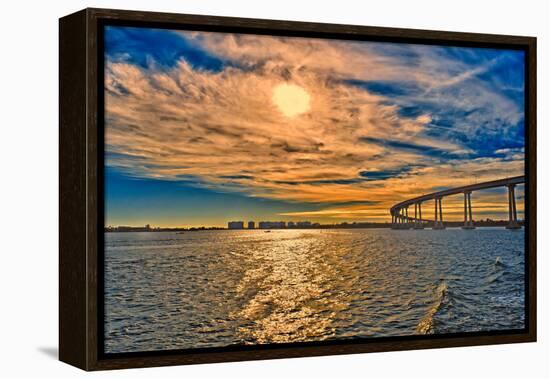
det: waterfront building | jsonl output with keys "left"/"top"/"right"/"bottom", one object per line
{"left": 258, "top": 221, "right": 286, "bottom": 229}
{"left": 228, "top": 221, "right": 244, "bottom": 229}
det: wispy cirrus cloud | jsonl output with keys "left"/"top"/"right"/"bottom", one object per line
{"left": 104, "top": 27, "right": 525, "bottom": 222}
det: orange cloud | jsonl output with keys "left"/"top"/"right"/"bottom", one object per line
{"left": 105, "top": 31, "right": 524, "bottom": 222}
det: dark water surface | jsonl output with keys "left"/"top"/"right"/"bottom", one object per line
{"left": 104, "top": 228, "right": 525, "bottom": 353}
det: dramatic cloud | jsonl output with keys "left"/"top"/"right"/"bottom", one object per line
{"left": 104, "top": 27, "right": 525, "bottom": 222}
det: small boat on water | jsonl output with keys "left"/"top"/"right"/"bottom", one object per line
{"left": 264, "top": 230, "right": 271, "bottom": 233}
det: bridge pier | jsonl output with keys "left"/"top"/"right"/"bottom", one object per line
{"left": 414, "top": 202, "right": 424, "bottom": 229}
{"left": 506, "top": 184, "right": 521, "bottom": 229}
{"left": 392, "top": 207, "right": 415, "bottom": 229}
{"left": 391, "top": 208, "right": 401, "bottom": 229}
{"left": 462, "top": 191, "right": 475, "bottom": 229}
{"left": 433, "top": 197, "right": 445, "bottom": 229}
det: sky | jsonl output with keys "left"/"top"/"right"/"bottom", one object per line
{"left": 104, "top": 26, "right": 525, "bottom": 228}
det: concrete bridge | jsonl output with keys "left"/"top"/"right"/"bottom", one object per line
{"left": 390, "top": 175, "right": 525, "bottom": 230}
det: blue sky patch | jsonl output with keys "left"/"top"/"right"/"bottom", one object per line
{"left": 105, "top": 26, "right": 226, "bottom": 71}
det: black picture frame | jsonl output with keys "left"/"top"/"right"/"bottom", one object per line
{"left": 59, "top": 7, "right": 537, "bottom": 371}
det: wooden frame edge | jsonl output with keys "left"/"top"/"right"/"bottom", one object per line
{"left": 59, "top": 8, "right": 537, "bottom": 371}
{"left": 59, "top": 8, "right": 88, "bottom": 370}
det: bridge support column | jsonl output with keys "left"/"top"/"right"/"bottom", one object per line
{"left": 506, "top": 184, "right": 521, "bottom": 229}
{"left": 414, "top": 202, "right": 424, "bottom": 229}
{"left": 405, "top": 206, "right": 410, "bottom": 229}
{"left": 398, "top": 209, "right": 402, "bottom": 226}
{"left": 391, "top": 209, "right": 400, "bottom": 229}
{"left": 434, "top": 198, "right": 437, "bottom": 226}
{"left": 396, "top": 208, "right": 403, "bottom": 229}
{"left": 462, "top": 191, "right": 475, "bottom": 229}
{"left": 433, "top": 197, "right": 445, "bottom": 229}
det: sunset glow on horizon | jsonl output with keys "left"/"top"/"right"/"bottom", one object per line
{"left": 104, "top": 26, "right": 525, "bottom": 228}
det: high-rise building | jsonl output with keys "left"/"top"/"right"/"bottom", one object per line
{"left": 228, "top": 221, "right": 244, "bottom": 229}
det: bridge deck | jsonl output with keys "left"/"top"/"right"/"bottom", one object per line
{"left": 390, "top": 175, "right": 525, "bottom": 213}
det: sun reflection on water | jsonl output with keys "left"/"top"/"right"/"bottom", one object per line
{"left": 104, "top": 229, "right": 525, "bottom": 353}
{"left": 231, "top": 231, "right": 359, "bottom": 344}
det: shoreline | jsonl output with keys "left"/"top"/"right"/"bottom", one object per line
{"left": 105, "top": 222, "right": 524, "bottom": 233}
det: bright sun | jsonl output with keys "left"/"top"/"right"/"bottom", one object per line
{"left": 272, "top": 83, "right": 311, "bottom": 118}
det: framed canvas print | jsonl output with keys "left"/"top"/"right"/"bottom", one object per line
{"left": 59, "top": 8, "right": 536, "bottom": 371}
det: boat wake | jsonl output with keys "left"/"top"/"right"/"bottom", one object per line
{"left": 416, "top": 281, "right": 449, "bottom": 334}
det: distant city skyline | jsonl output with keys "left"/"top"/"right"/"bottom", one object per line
{"left": 105, "top": 212, "right": 524, "bottom": 230}
{"left": 104, "top": 26, "right": 525, "bottom": 228}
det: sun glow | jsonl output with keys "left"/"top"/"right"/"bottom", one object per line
{"left": 272, "top": 83, "right": 311, "bottom": 118}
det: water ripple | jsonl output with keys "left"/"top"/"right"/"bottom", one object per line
{"left": 104, "top": 228, "right": 525, "bottom": 353}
